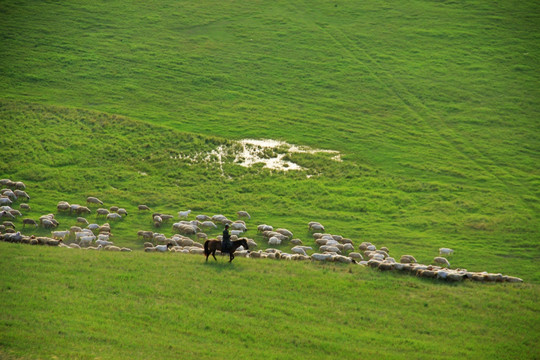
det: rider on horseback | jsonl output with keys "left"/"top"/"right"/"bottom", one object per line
{"left": 221, "top": 224, "right": 231, "bottom": 253}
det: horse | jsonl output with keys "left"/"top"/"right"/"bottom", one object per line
{"left": 204, "top": 238, "right": 249, "bottom": 263}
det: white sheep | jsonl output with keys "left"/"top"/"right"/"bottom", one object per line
{"left": 87, "top": 196, "right": 103, "bottom": 205}
{"left": 155, "top": 244, "right": 172, "bottom": 252}
{"left": 107, "top": 213, "right": 122, "bottom": 220}
{"left": 96, "top": 208, "right": 109, "bottom": 216}
{"left": 178, "top": 210, "right": 192, "bottom": 218}
{"left": 97, "top": 234, "right": 110, "bottom": 241}
{"left": 268, "top": 236, "right": 282, "bottom": 246}
{"left": 196, "top": 214, "right": 211, "bottom": 221}
{"left": 230, "top": 222, "right": 247, "bottom": 231}
{"left": 257, "top": 224, "right": 273, "bottom": 232}
{"left": 311, "top": 253, "right": 333, "bottom": 261}
{"left": 0, "top": 198, "right": 12, "bottom": 206}
{"left": 308, "top": 222, "right": 325, "bottom": 232}
{"left": 51, "top": 230, "right": 70, "bottom": 240}
{"left": 230, "top": 230, "right": 243, "bottom": 236}
{"left": 276, "top": 228, "right": 293, "bottom": 239}
{"left": 79, "top": 235, "right": 96, "bottom": 247}
{"left": 237, "top": 211, "right": 251, "bottom": 219}
{"left": 439, "top": 248, "right": 454, "bottom": 256}
{"left": 96, "top": 239, "right": 114, "bottom": 247}
{"left": 434, "top": 257, "right": 450, "bottom": 267}
{"left": 291, "top": 246, "right": 308, "bottom": 256}
{"left": 117, "top": 208, "right": 128, "bottom": 216}
{"left": 200, "top": 221, "right": 217, "bottom": 229}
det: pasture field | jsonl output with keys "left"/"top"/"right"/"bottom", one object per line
{"left": 0, "top": 0, "right": 539, "bottom": 359}
{"left": 0, "top": 243, "right": 539, "bottom": 360}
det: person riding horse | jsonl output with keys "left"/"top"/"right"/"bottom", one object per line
{"left": 222, "top": 224, "right": 231, "bottom": 253}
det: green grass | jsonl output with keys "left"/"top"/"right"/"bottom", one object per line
{"left": 0, "top": 0, "right": 539, "bottom": 358}
{"left": 1, "top": 243, "right": 539, "bottom": 360}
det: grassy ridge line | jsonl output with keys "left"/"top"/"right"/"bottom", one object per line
{"left": 0, "top": 243, "right": 538, "bottom": 360}
{"left": 1, "top": 100, "right": 538, "bottom": 281}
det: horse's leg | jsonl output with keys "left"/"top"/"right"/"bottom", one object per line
{"left": 212, "top": 249, "right": 217, "bottom": 261}
{"left": 229, "top": 252, "right": 235, "bottom": 263}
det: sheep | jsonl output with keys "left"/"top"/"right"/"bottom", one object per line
{"left": 87, "top": 196, "right": 103, "bottom": 205}
{"left": 153, "top": 215, "right": 163, "bottom": 223}
{"left": 212, "top": 214, "right": 227, "bottom": 222}
{"left": 109, "top": 206, "right": 119, "bottom": 212}
{"left": 120, "top": 247, "right": 132, "bottom": 252}
{"left": 15, "top": 181, "right": 26, "bottom": 190}
{"left": 8, "top": 209, "right": 21, "bottom": 217}
{"left": 320, "top": 245, "right": 341, "bottom": 254}
{"left": 97, "top": 234, "right": 110, "bottom": 241}
{"left": 268, "top": 236, "right": 282, "bottom": 246}
{"left": 76, "top": 206, "right": 91, "bottom": 215}
{"left": 104, "top": 245, "right": 121, "bottom": 251}
{"left": 257, "top": 224, "right": 273, "bottom": 232}
{"left": 79, "top": 235, "right": 96, "bottom": 247}
{"left": 13, "top": 190, "right": 30, "bottom": 201}
{"left": 97, "top": 240, "right": 114, "bottom": 247}
{"left": 51, "top": 230, "right": 70, "bottom": 240}
{"left": 311, "top": 253, "right": 333, "bottom": 262}
{"left": 160, "top": 214, "right": 173, "bottom": 221}
{"left": 75, "top": 230, "right": 93, "bottom": 240}
{"left": 178, "top": 210, "right": 191, "bottom": 218}
{"left": 0, "top": 210, "right": 15, "bottom": 219}
{"left": 155, "top": 243, "right": 173, "bottom": 252}
{"left": 342, "top": 243, "right": 355, "bottom": 252}
{"left": 358, "top": 242, "right": 373, "bottom": 251}
{"left": 46, "top": 239, "right": 62, "bottom": 246}
{"left": 2, "top": 190, "right": 17, "bottom": 201}
{"left": 22, "top": 218, "right": 38, "bottom": 228}
{"left": 86, "top": 223, "right": 99, "bottom": 231}
{"left": 200, "top": 221, "right": 217, "bottom": 229}
{"left": 433, "top": 257, "right": 450, "bottom": 267}
{"left": 230, "top": 222, "right": 247, "bottom": 231}
{"left": 308, "top": 222, "right": 325, "bottom": 232}
{"left": 117, "top": 208, "right": 128, "bottom": 216}
{"left": 106, "top": 213, "right": 122, "bottom": 220}
{"left": 290, "top": 238, "right": 303, "bottom": 246}
{"left": 349, "top": 252, "right": 363, "bottom": 260}
{"left": 276, "top": 228, "right": 293, "bottom": 239}
{"left": 19, "top": 203, "right": 30, "bottom": 210}
{"left": 76, "top": 217, "right": 88, "bottom": 225}
{"left": 196, "top": 232, "right": 208, "bottom": 240}
{"left": 237, "top": 211, "right": 251, "bottom": 219}
{"left": 41, "top": 219, "right": 56, "bottom": 229}
{"left": 196, "top": 214, "right": 211, "bottom": 221}
{"left": 138, "top": 204, "right": 150, "bottom": 211}
{"left": 96, "top": 208, "right": 110, "bottom": 216}
{"left": 0, "top": 198, "right": 12, "bottom": 206}
{"left": 3, "top": 221, "right": 15, "bottom": 229}
{"left": 69, "top": 243, "right": 81, "bottom": 249}
{"left": 400, "top": 255, "right": 417, "bottom": 264}
{"left": 439, "top": 248, "right": 454, "bottom": 256}
{"left": 291, "top": 246, "right": 308, "bottom": 256}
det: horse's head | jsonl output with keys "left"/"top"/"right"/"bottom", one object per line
{"left": 240, "top": 238, "right": 250, "bottom": 251}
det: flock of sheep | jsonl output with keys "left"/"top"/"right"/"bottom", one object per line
{"left": 0, "top": 178, "right": 524, "bottom": 283}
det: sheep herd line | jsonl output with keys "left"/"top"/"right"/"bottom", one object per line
{"left": 0, "top": 178, "right": 524, "bottom": 283}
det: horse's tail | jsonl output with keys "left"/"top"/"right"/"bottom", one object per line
{"left": 203, "top": 240, "right": 210, "bottom": 256}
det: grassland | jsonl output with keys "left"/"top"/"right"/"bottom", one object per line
{"left": 1, "top": 243, "right": 539, "bottom": 360}
{"left": 0, "top": 0, "right": 539, "bottom": 358}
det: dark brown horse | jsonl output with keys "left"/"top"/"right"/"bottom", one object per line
{"left": 204, "top": 238, "right": 249, "bottom": 263}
